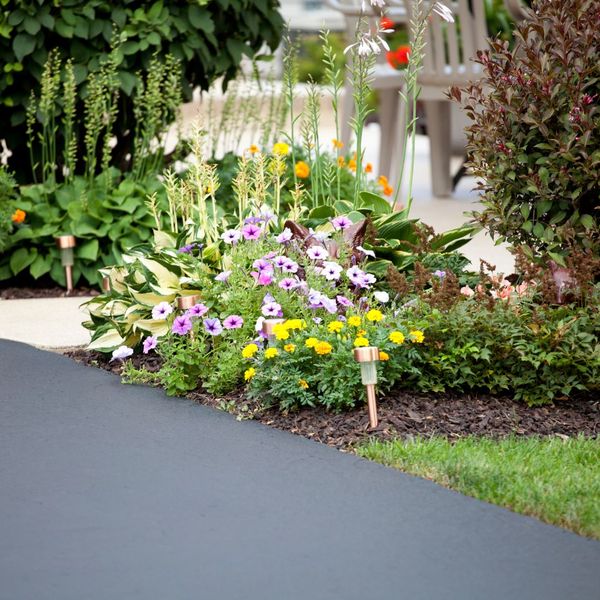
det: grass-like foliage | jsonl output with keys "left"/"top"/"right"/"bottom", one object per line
{"left": 358, "top": 435, "right": 600, "bottom": 539}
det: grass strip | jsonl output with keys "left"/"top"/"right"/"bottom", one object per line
{"left": 357, "top": 435, "right": 600, "bottom": 539}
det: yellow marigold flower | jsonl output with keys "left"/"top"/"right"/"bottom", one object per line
{"left": 298, "top": 379, "right": 309, "bottom": 389}
{"left": 314, "top": 341, "right": 333, "bottom": 355}
{"left": 327, "top": 321, "right": 344, "bottom": 333}
{"left": 389, "top": 331, "right": 405, "bottom": 345}
{"left": 364, "top": 162, "right": 373, "bottom": 173}
{"left": 248, "top": 144, "right": 259, "bottom": 154}
{"left": 305, "top": 337, "right": 319, "bottom": 348}
{"left": 265, "top": 347, "right": 279, "bottom": 359}
{"left": 242, "top": 343, "right": 259, "bottom": 358}
{"left": 366, "top": 309, "right": 383, "bottom": 322}
{"left": 284, "top": 343, "right": 296, "bottom": 353}
{"left": 244, "top": 367, "right": 256, "bottom": 381}
{"left": 284, "top": 319, "right": 302, "bottom": 330}
{"left": 379, "top": 350, "right": 390, "bottom": 361}
{"left": 383, "top": 184, "right": 394, "bottom": 196}
{"left": 337, "top": 156, "right": 346, "bottom": 168}
{"left": 354, "top": 337, "right": 369, "bottom": 347}
{"left": 378, "top": 175, "right": 389, "bottom": 186}
{"left": 295, "top": 161, "right": 310, "bottom": 179}
{"left": 272, "top": 142, "right": 289, "bottom": 156}
{"left": 357, "top": 329, "right": 367, "bottom": 337}
{"left": 347, "top": 316, "right": 362, "bottom": 327}
{"left": 410, "top": 330, "right": 425, "bottom": 343}
{"left": 348, "top": 158, "right": 357, "bottom": 172}
{"left": 273, "top": 323, "right": 289, "bottom": 340}
{"left": 332, "top": 138, "right": 344, "bottom": 149}
{"left": 11, "top": 209, "right": 26, "bottom": 224}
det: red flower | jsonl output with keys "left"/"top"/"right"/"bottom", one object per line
{"left": 386, "top": 45, "right": 411, "bottom": 69}
{"left": 380, "top": 16, "right": 395, "bottom": 30}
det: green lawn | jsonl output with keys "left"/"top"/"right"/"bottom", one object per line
{"left": 357, "top": 436, "right": 600, "bottom": 539}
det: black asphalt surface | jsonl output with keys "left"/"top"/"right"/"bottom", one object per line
{"left": 1, "top": 339, "right": 599, "bottom": 600}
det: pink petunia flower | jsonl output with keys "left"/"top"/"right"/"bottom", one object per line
{"left": 143, "top": 336, "right": 158, "bottom": 354}
{"left": 172, "top": 315, "right": 193, "bottom": 335}
{"left": 242, "top": 223, "right": 262, "bottom": 241}
{"left": 223, "top": 315, "right": 244, "bottom": 329}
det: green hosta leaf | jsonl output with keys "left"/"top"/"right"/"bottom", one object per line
{"left": 77, "top": 239, "right": 99, "bottom": 261}
{"left": 308, "top": 205, "right": 335, "bottom": 220}
{"left": 358, "top": 191, "right": 392, "bottom": 214}
{"left": 29, "top": 253, "right": 52, "bottom": 279}
{"left": 430, "top": 225, "right": 476, "bottom": 251}
{"left": 10, "top": 247, "right": 37, "bottom": 275}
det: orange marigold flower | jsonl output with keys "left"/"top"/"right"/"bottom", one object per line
{"left": 383, "top": 184, "right": 394, "bottom": 196}
{"left": 11, "top": 209, "right": 26, "bottom": 224}
{"left": 378, "top": 175, "right": 389, "bottom": 186}
{"left": 248, "top": 144, "right": 259, "bottom": 154}
{"left": 332, "top": 138, "right": 344, "bottom": 149}
{"left": 298, "top": 379, "right": 309, "bottom": 389}
{"left": 295, "top": 161, "right": 310, "bottom": 179}
{"left": 379, "top": 350, "right": 390, "bottom": 361}
{"left": 364, "top": 163, "right": 373, "bottom": 173}
{"left": 348, "top": 159, "right": 357, "bottom": 172}
{"left": 337, "top": 156, "right": 346, "bottom": 168}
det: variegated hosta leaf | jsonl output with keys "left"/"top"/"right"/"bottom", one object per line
{"left": 134, "top": 318, "right": 170, "bottom": 337}
{"left": 153, "top": 230, "right": 177, "bottom": 250}
{"left": 139, "top": 257, "right": 180, "bottom": 288}
{"left": 88, "top": 328, "right": 126, "bottom": 352}
{"left": 132, "top": 290, "right": 177, "bottom": 306}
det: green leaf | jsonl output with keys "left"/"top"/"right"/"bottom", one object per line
{"left": 308, "top": 206, "right": 335, "bottom": 220}
{"left": 188, "top": 5, "right": 214, "bottom": 32}
{"left": 23, "top": 17, "right": 41, "bottom": 35}
{"left": 29, "top": 253, "right": 52, "bottom": 279}
{"left": 358, "top": 191, "right": 391, "bottom": 214}
{"left": 77, "top": 239, "right": 99, "bottom": 261}
{"left": 533, "top": 223, "right": 544, "bottom": 239}
{"left": 10, "top": 247, "right": 37, "bottom": 275}
{"left": 13, "top": 33, "right": 36, "bottom": 61}
{"left": 580, "top": 214, "right": 595, "bottom": 229}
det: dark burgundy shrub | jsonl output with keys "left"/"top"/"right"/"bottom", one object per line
{"left": 452, "top": 0, "right": 599, "bottom": 265}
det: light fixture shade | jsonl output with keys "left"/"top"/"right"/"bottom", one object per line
{"left": 262, "top": 318, "right": 284, "bottom": 337}
{"left": 353, "top": 346, "right": 380, "bottom": 363}
{"left": 101, "top": 276, "right": 111, "bottom": 292}
{"left": 55, "top": 235, "right": 76, "bottom": 249}
{"left": 176, "top": 295, "right": 200, "bottom": 310}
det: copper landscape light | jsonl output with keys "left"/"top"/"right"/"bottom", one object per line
{"left": 176, "top": 294, "right": 200, "bottom": 310}
{"left": 353, "top": 346, "right": 380, "bottom": 429}
{"left": 55, "top": 235, "right": 77, "bottom": 293}
{"left": 262, "top": 318, "right": 284, "bottom": 346}
{"left": 101, "top": 276, "right": 111, "bottom": 292}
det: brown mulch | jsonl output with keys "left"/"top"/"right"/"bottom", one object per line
{"left": 1, "top": 286, "right": 99, "bottom": 299}
{"left": 65, "top": 349, "right": 599, "bottom": 450}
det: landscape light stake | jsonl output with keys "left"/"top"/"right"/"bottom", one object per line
{"left": 353, "top": 346, "right": 380, "bottom": 429}
{"left": 101, "top": 276, "right": 111, "bottom": 292}
{"left": 262, "top": 318, "right": 284, "bottom": 346}
{"left": 55, "top": 235, "right": 77, "bottom": 294}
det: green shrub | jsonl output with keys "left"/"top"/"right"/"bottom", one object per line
{"left": 0, "top": 165, "right": 18, "bottom": 252}
{"left": 1, "top": 0, "right": 284, "bottom": 181}
{"left": 452, "top": 0, "right": 600, "bottom": 263}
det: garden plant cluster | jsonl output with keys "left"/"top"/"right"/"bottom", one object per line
{"left": 1, "top": 0, "right": 599, "bottom": 415}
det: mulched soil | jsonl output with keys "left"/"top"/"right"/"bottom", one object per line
{"left": 0, "top": 286, "right": 99, "bottom": 299}
{"left": 65, "top": 349, "right": 599, "bottom": 449}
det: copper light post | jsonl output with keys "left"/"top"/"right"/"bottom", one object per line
{"left": 101, "top": 276, "right": 111, "bottom": 292}
{"left": 262, "top": 318, "right": 284, "bottom": 346}
{"left": 176, "top": 295, "right": 200, "bottom": 310}
{"left": 55, "top": 235, "right": 77, "bottom": 294}
{"left": 353, "top": 346, "right": 380, "bottom": 429}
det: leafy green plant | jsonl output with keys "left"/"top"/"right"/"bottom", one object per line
{"left": 0, "top": 165, "right": 18, "bottom": 252}
{"left": 452, "top": 0, "right": 600, "bottom": 263}
{"left": 1, "top": 0, "right": 284, "bottom": 182}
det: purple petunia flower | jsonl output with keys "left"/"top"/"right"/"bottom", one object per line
{"left": 221, "top": 229, "right": 241, "bottom": 245}
{"left": 143, "top": 335, "right": 158, "bottom": 354}
{"left": 172, "top": 315, "right": 193, "bottom": 335}
{"left": 244, "top": 216, "right": 262, "bottom": 225}
{"left": 346, "top": 265, "right": 365, "bottom": 286}
{"left": 252, "top": 258, "right": 274, "bottom": 273}
{"left": 273, "top": 255, "right": 289, "bottom": 269}
{"left": 203, "top": 317, "right": 223, "bottom": 336}
{"left": 279, "top": 278, "right": 298, "bottom": 290}
{"left": 433, "top": 270, "right": 446, "bottom": 279}
{"left": 215, "top": 270, "right": 232, "bottom": 282}
{"left": 223, "top": 315, "right": 244, "bottom": 329}
{"left": 263, "top": 251, "right": 277, "bottom": 259}
{"left": 152, "top": 301, "right": 173, "bottom": 320}
{"left": 242, "top": 223, "right": 262, "bottom": 241}
{"left": 336, "top": 295, "right": 354, "bottom": 307}
{"left": 306, "top": 246, "right": 329, "bottom": 261}
{"left": 281, "top": 259, "right": 299, "bottom": 274}
{"left": 313, "top": 317, "right": 323, "bottom": 324}
{"left": 276, "top": 228, "right": 293, "bottom": 243}
{"left": 331, "top": 215, "right": 352, "bottom": 231}
{"left": 262, "top": 292, "right": 275, "bottom": 304}
{"left": 178, "top": 244, "right": 195, "bottom": 254}
{"left": 251, "top": 271, "right": 273, "bottom": 286}
{"left": 321, "top": 261, "right": 343, "bottom": 281}
{"left": 259, "top": 205, "right": 275, "bottom": 223}
{"left": 262, "top": 301, "right": 282, "bottom": 317}
{"left": 186, "top": 303, "right": 209, "bottom": 318}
